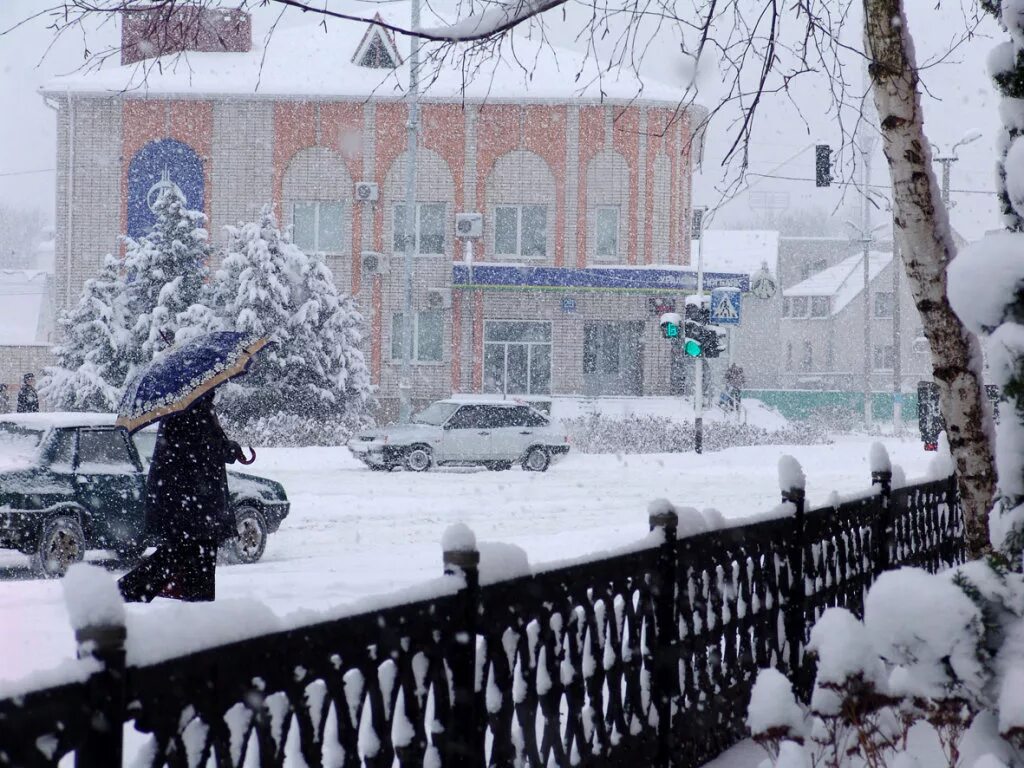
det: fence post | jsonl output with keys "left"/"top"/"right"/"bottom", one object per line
{"left": 74, "top": 621, "right": 126, "bottom": 768}
{"left": 648, "top": 505, "right": 679, "bottom": 768}
{"left": 782, "top": 485, "right": 806, "bottom": 684}
{"left": 443, "top": 536, "right": 483, "bottom": 768}
{"left": 871, "top": 467, "right": 893, "bottom": 575}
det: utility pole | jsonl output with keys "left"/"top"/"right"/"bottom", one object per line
{"left": 693, "top": 207, "right": 706, "bottom": 455}
{"left": 398, "top": 0, "right": 421, "bottom": 424}
{"left": 860, "top": 132, "right": 875, "bottom": 430}
{"left": 892, "top": 216, "right": 901, "bottom": 435}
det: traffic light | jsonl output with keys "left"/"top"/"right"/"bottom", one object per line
{"left": 660, "top": 312, "right": 682, "bottom": 339}
{"left": 815, "top": 144, "right": 832, "bottom": 187}
{"left": 683, "top": 320, "right": 705, "bottom": 357}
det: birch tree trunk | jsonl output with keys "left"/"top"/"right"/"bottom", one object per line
{"left": 862, "top": 0, "right": 996, "bottom": 557}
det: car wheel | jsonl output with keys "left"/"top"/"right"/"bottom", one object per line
{"left": 222, "top": 506, "right": 268, "bottom": 565}
{"left": 485, "top": 461, "right": 512, "bottom": 471}
{"left": 33, "top": 514, "right": 86, "bottom": 578}
{"left": 404, "top": 445, "right": 433, "bottom": 472}
{"left": 522, "top": 446, "right": 550, "bottom": 472}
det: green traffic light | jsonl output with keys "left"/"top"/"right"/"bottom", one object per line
{"left": 664, "top": 323, "right": 679, "bottom": 338}
{"left": 684, "top": 338, "right": 702, "bottom": 357}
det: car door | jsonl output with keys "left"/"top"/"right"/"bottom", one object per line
{"left": 492, "top": 406, "right": 549, "bottom": 459}
{"left": 73, "top": 428, "right": 147, "bottom": 547}
{"left": 440, "top": 406, "right": 493, "bottom": 462}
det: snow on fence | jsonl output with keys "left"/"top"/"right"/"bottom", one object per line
{"left": 0, "top": 462, "right": 963, "bottom": 768}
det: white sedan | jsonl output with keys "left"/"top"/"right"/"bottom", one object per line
{"left": 348, "top": 399, "right": 570, "bottom": 472}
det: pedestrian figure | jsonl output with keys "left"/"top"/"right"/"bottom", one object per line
{"left": 118, "top": 394, "right": 244, "bottom": 602}
{"left": 16, "top": 373, "right": 38, "bottom": 413}
{"left": 724, "top": 364, "right": 745, "bottom": 412}
{"left": 0, "top": 384, "right": 9, "bottom": 413}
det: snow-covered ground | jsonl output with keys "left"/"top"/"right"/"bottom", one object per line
{"left": 0, "top": 434, "right": 935, "bottom": 700}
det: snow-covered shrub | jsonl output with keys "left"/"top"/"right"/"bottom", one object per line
{"left": 41, "top": 254, "right": 130, "bottom": 411}
{"left": 748, "top": 668, "right": 805, "bottom": 759}
{"left": 561, "top": 414, "right": 828, "bottom": 453}
{"left": 198, "top": 208, "right": 373, "bottom": 441}
{"left": 749, "top": 562, "right": 1024, "bottom": 768}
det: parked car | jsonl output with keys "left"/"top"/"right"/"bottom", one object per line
{"left": 0, "top": 413, "right": 289, "bottom": 577}
{"left": 348, "top": 399, "right": 570, "bottom": 472}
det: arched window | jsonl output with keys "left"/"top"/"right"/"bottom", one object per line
{"left": 485, "top": 150, "right": 556, "bottom": 261}
{"left": 585, "top": 150, "right": 630, "bottom": 263}
{"left": 282, "top": 146, "right": 351, "bottom": 255}
{"left": 127, "top": 139, "right": 204, "bottom": 238}
{"left": 384, "top": 148, "right": 455, "bottom": 257}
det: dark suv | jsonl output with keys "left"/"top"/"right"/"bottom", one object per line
{"left": 0, "top": 414, "right": 289, "bottom": 577}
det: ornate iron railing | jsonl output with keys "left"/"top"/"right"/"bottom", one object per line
{"left": 0, "top": 468, "right": 962, "bottom": 768}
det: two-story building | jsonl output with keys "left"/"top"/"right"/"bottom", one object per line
{"left": 36, "top": 7, "right": 747, "bottom": 418}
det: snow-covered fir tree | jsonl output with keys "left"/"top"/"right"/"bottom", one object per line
{"left": 208, "top": 208, "right": 371, "bottom": 430}
{"left": 122, "top": 185, "right": 211, "bottom": 369}
{"left": 40, "top": 254, "right": 130, "bottom": 411}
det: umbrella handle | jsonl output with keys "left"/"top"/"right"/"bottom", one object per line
{"left": 238, "top": 446, "right": 256, "bottom": 465}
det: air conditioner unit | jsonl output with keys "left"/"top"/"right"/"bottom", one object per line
{"left": 361, "top": 251, "right": 389, "bottom": 275}
{"left": 455, "top": 212, "right": 483, "bottom": 239}
{"left": 354, "top": 182, "right": 379, "bottom": 202}
{"left": 425, "top": 288, "right": 453, "bottom": 310}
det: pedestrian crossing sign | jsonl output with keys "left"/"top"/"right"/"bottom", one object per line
{"left": 710, "top": 288, "right": 741, "bottom": 325}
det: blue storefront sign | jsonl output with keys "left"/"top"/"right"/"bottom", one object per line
{"left": 452, "top": 264, "right": 749, "bottom": 293}
{"left": 126, "top": 139, "right": 205, "bottom": 238}
{"left": 561, "top": 296, "right": 577, "bottom": 313}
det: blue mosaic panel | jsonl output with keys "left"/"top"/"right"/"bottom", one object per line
{"left": 126, "top": 139, "right": 205, "bottom": 238}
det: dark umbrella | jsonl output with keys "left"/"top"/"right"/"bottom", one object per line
{"left": 116, "top": 331, "right": 269, "bottom": 434}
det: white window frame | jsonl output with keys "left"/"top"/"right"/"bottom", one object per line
{"left": 292, "top": 201, "right": 344, "bottom": 253}
{"left": 494, "top": 204, "right": 548, "bottom": 259}
{"left": 873, "top": 344, "right": 895, "bottom": 371}
{"left": 393, "top": 202, "right": 446, "bottom": 256}
{"left": 483, "top": 320, "right": 552, "bottom": 395}
{"left": 593, "top": 205, "right": 620, "bottom": 260}
{"left": 391, "top": 310, "right": 444, "bottom": 364}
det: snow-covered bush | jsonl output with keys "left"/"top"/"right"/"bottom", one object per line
{"left": 750, "top": 563, "right": 1024, "bottom": 768}
{"left": 561, "top": 413, "right": 827, "bottom": 453}
{"left": 42, "top": 187, "right": 211, "bottom": 409}
{"left": 41, "top": 254, "right": 130, "bottom": 411}
{"left": 198, "top": 208, "right": 373, "bottom": 443}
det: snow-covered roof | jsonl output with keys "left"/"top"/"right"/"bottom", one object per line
{"left": 0, "top": 270, "right": 53, "bottom": 346}
{"left": 691, "top": 230, "right": 780, "bottom": 277}
{"left": 784, "top": 251, "right": 892, "bottom": 314}
{"left": 0, "top": 413, "right": 116, "bottom": 429}
{"left": 42, "top": 6, "right": 684, "bottom": 104}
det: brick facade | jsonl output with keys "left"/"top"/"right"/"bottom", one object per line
{"left": 49, "top": 92, "right": 704, "bottom": 417}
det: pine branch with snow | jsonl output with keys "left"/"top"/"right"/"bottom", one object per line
{"left": 40, "top": 253, "right": 131, "bottom": 411}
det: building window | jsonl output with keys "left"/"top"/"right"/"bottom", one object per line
{"left": 293, "top": 201, "right": 343, "bottom": 252}
{"left": 874, "top": 291, "right": 894, "bottom": 318}
{"left": 801, "top": 258, "right": 828, "bottom": 280}
{"left": 484, "top": 321, "right": 552, "bottom": 395}
{"left": 810, "top": 296, "right": 830, "bottom": 317}
{"left": 495, "top": 205, "right": 547, "bottom": 258}
{"left": 801, "top": 341, "right": 813, "bottom": 371}
{"left": 393, "top": 203, "right": 446, "bottom": 255}
{"left": 791, "top": 296, "right": 809, "bottom": 318}
{"left": 594, "top": 206, "right": 619, "bottom": 260}
{"left": 782, "top": 298, "right": 791, "bottom": 318}
{"left": 391, "top": 311, "right": 443, "bottom": 363}
{"left": 874, "top": 344, "right": 895, "bottom": 371}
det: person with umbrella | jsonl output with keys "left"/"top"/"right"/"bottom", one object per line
{"left": 115, "top": 332, "right": 266, "bottom": 603}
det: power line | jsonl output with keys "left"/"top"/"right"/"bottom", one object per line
{"left": 0, "top": 168, "right": 55, "bottom": 178}
{"left": 745, "top": 171, "right": 996, "bottom": 196}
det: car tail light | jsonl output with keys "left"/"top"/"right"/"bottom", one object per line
{"left": 564, "top": 434, "right": 570, "bottom": 444}
{"left": 924, "top": 442, "right": 937, "bottom": 451}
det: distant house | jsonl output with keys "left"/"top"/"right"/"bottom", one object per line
{"left": 0, "top": 270, "right": 55, "bottom": 399}
{"left": 780, "top": 251, "right": 930, "bottom": 392}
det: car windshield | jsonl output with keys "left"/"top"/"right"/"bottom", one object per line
{"left": 412, "top": 402, "right": 460, "bottom": 426}
{"left": 0, "top": 423, "right": 45, "bottom": 471}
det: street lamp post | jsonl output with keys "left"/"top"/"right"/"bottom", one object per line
{"left": 398, "top": 0, "right": 421, "bottom": 424}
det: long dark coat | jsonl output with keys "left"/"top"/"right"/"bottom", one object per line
{"left": 145, "top": 397, "right": 241, "bottom": 543}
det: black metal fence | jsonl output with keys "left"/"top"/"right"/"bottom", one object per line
{"left": 0, "top": 467, "right": 963, "bottom": 768}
